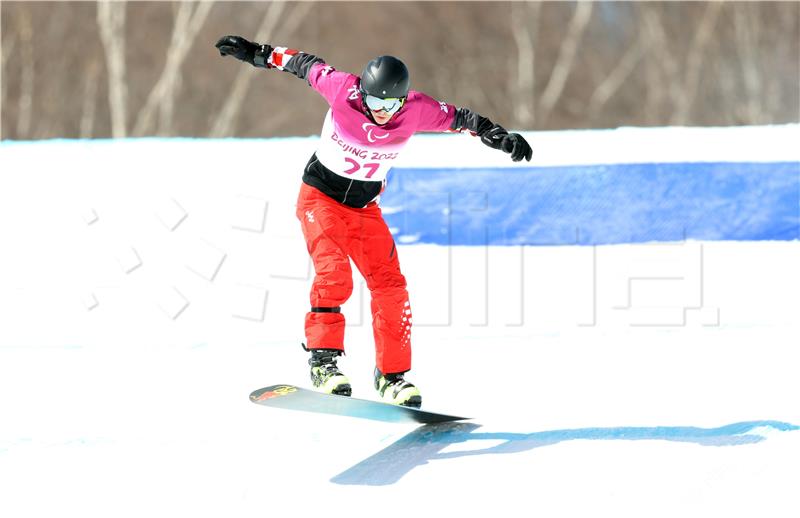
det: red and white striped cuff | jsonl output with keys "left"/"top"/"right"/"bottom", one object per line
{"left": 268, "top": 46, "right": 300, "bottom": 70}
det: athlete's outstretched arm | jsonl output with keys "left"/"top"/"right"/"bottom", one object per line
{"left": 215, "top": 35, "right": 324, "bottom": 81}
{"left": 451, "top": 108, "right": 533, "bottom": 163}
{"left": 416, "top": 92, "right": 533, "bottom": 163}
{"left": 215, "top": 35, "right": 351, "bottom": 106}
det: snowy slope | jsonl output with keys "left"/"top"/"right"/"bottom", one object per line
{"left": 0, "top": 127, "right": 798, "bottom": 517}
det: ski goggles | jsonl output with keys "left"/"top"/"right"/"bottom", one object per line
{"left": 364, "top": 94, "right": 405, "bottom": 114}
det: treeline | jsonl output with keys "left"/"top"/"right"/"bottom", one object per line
{"left": 1, "top": 1, "right": 798, "bottom": 139}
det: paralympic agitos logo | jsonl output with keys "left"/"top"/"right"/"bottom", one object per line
{"left": 362, "top": 122, "right": 390, "bottom": 143}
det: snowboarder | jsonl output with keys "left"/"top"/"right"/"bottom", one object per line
{"left": 216, "top": 35, "right": 532, "bottom": 408}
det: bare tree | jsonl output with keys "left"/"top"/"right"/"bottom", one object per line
{"left": 80, "top": 60, "right": 100, "bottom": 139}
{"left": 640, "top": 6, "right": 681, "bottom": 125}
{"left": 132, "top": 1, "right": 214, "bottom": 136}
{"left": 511, "top": 1, "right": 539, "bottom": 127}
{"left": 671, "top": 1, "right": 723, "bottom": 125}
{"left": 209, "top": 1, "right": 316, "bottom": 138}
{"left": 97, "top": 0, "right": 128, "bottom": 138}
{"left": 538, "top": 1, "right": 593, "bottom": 127}
{"left": 733, "top": 3, "right": 766, "bottom": 124}
{"left": 1, "top": 2, "right": 797, "bottom": 139}
{"left": 15, "top": 9, "right": 34, "bottom": 138}
{"left": 588, "top": 30, "right": 649, "bottom": 121}
{"left": 0, "top": 28, "right": 17, "bottom": 140}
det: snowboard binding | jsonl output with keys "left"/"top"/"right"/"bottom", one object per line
{"left": 374, "top": 367, "right": 422, "bottom": 408}
{"left": 305, "top": 345, "right": 352, "bottom": 397}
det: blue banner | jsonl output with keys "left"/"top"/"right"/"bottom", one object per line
{"left": 381, "top": 162, "right": 800, "bottom": 245}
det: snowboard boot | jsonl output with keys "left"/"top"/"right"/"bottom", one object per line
{"left": 374, "top": 367, "right": 422, "bottom": 408}
{"left": 308, "top": 348, "right": 351, "bottom": 396}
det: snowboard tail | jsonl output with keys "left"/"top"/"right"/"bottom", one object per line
{"left": 249, "top": 384, "right": 468, "bottom": 425}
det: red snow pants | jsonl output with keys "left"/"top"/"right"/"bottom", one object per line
{"left": 296, "top": 183, "right": 412, "bottom": 374}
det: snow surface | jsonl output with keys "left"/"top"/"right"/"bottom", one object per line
{"left": 0, "top": 128, "right": 798, "bottom": 517}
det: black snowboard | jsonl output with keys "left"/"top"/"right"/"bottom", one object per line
{"left": 249, "top": 384, "right": 469, "bottom": 424}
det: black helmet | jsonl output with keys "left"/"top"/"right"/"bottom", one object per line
{"left": 360, "top": 55, "right": 410, "bottom": 99}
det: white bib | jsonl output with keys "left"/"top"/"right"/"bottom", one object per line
{"left": 315, "top": 110, "right": 407, "bottom": 182}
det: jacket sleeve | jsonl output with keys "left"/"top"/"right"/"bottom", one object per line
{"left": 265, "top": 47, "right": 324, "bottom": 80}
{"left": 414, "top": 92, "right": 457, "bottom": 132}
{"left": 451, "top": 107, "right": 514, "bottom": 152}
{"left": 449, "top": 107, "right": 502, "bottom": 137}
{"left": 258, "top": 46, "right": 352, "bottom": 106}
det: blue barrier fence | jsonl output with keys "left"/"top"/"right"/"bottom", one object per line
{"left": 381, "top": 162, "right": 800, "bottom": 246}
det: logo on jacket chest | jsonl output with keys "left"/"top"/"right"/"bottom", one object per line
{"left": 362, "top": 122, "right": 390, "bottom": 143}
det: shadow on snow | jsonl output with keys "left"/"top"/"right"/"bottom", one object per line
{"left": 331, "top": 420, "right": 798, "bottom": 486}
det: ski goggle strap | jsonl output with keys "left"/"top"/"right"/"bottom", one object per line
{"left": 364, "top": 94, "right": 405, "bottom": 114}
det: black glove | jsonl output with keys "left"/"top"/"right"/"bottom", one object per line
{"left": 479, "top": 124, "right": 508, "bottom": 150}
{"left": 501, "top": 133, "right": 532, "bottom": 162}
{"left": 215, "top": 35, "right": 271, "bottom": 67}
{"left": 480, "top": 125, "right": 532, "bottom": 162}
